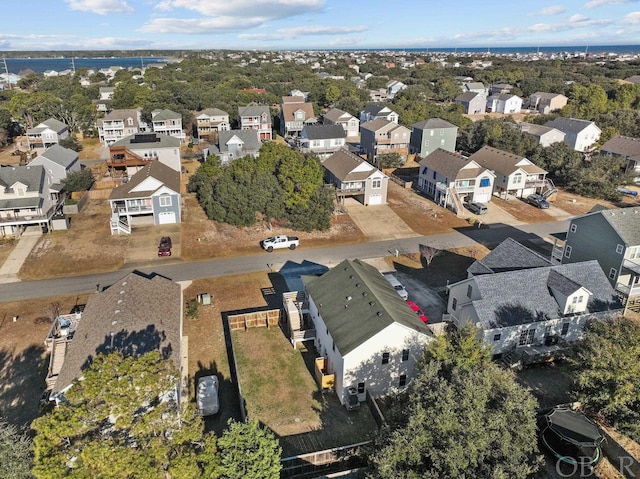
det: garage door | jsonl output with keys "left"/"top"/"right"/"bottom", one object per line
{"left": 158, "top": 211, "right": 176, "bottom": 224}
{"left": 474, "top": 193, "right": 490, "bottom": 203}
{"left": 368, "top": 194, "right": 383, "bottom": 205}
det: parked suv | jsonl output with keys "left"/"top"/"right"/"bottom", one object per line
{"left": 158, "top": 236, "right": 172, "bottom": 256}
{"left": 466, "top": 202, "right": 488, "bottom": 215}
{"left": 526, "top": 194, "right": 550, "bottom": 209}
{"left": 382, "top": 272, "right": 409, "bottom": 300}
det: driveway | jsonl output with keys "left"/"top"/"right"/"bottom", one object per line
{"left": 396, "top": 271, "right": 447, "bottom": 324}
{"left": 345, "top": 198, "right": 419, "bottom": 241}
{"left": 461, "top": 200, "right": 527, "bottom": 228}
{"left": 124, "top": 224, "right": 181, "bottom": 263}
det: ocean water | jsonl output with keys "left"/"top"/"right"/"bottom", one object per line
{"left": 2, "top": 57, "right": 167, "bottom": 74}
{"left": 343, "top": 45, "right": 640, "bottom": 55}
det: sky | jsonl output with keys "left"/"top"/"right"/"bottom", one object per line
{"left": 2, "top": 0, "right": 640, "bottom": 51}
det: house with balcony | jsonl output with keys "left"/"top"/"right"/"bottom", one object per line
{"left": 0, "top": 165, "right": 57, "bottom": 238}
{"left": 322, "top": 148, "right": 388, "bottom": 205}
{"left": 599, "top": 135, "right": 640, "bottom": 182}
{"left": 194, "top": 108, "right": 230, "bottom": 142}
{"left": 322, "top": 108, "right": 360, "bottom": 138}
{"left": 560, "top": 206, "right": 640, "bottom": 314}
{"left": 468, "top": 145, "right": 551, "bottom": 199}
{"left": 26, "top": 118, "right": 69, "bottom": 154}
{"left": 486, "top": 93, "right": 523, "bottom": 114}
{"left": 454, "top": 92, "right": 486, "bottom": 114}
{"left": 94, "top": 86, "right": 115, "bottom": 113}
{"left": 207, "top": 129, "right": 261, "bottom": 165}
{"left": 386, "top": 80, "right": 407, "bottom": 98}
{"left": 528, "top": 92, "right": 568, "bottom": 114}
{"left": 461, "top": 81, "right": 488, "bottom": 97}
{"left": 46, "top": 271, "right": 185, "bottom": 403}
{"left": 359, "top": 104, "right": 399, "bottom": 124}
{"left": 303, "top": 259, "right": 434, "bottom": 405}
{"left": 299, "top": 124, "right": 346, "bottom": 159}
{"left": 544, "top": 117, "right": 601, "bottom": 152}
{"left": 280, "top": 96, "right": 317, "bottom": 137}
{"left": 418, "top": 149, "right": 495, "bottom": 215}
{"left": 238, "top": 104, "right": 272, "bottom": 141}
{"left": 360, "top": 119, "right": 410, "bottom": 165}
{"left": 151, "top": 109, "right": 186, "bottom": 143}
{"left": 409, "top": 118, "right": 458, "bottom": 158}
{"left": 109, "top": 160, "right": 181, "bottom": 235}
{"left": 107, "top": 133, "right": 181, "bottom": 180}
{"left": 517, "top": 123, "right": 566, "bottom": 148}
{"left": 446, "top": 241, "right": 622, "bottom": 359}
{"left": 28, "top": 144, "right": 81, "bottom": 197}
{"left": 97, "top": 108, "right": 149, "bottom": 146}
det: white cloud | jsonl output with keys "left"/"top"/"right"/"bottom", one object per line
{"left": 528, "top": 5, "right": 566, "bottom": 16}
{"left": 622, "top": 11, "right": 640, "bottom": 23}
{"left": 568, "top": 14, "right": 589, "bottom": 22}
{"left": 139, "top": 16, "right": 266, "bottom": 34}
{"left": 584, "top": 0, "right": 638, "bottom": 8}
{"left": 238, "top": 25, "right": 367, "bottom": 41}
{"left": 65, "top": 0, "right": 133, "bottom": 15}
{"left": 151, "top": 0, "right": 324, "bottom": 19}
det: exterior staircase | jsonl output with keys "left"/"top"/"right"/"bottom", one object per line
{"left": 449, "top": 186, "right": 465, "bottom": 217}
{"left": 542, "top": 178, "right": 558, "bottom": 199}
{"left": 110, "top": 213, "right": 131, "bottom": 235}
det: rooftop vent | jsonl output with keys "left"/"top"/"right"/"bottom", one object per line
{"left": 362, "top": 291, "right": 368, "bottom": 297}
{"left": 356, "top": 283, "right": 362, "bottom": 287}
{"left": 369, "top": 301, "right": 376, "bottom": 307}
{"left": 376, "top": 311, "right": 383, "bottom": 317}
{"left": 346, "top": 296, "right": 352, "bottom": 301}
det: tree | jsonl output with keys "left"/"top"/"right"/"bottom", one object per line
{"left": 58, "top": 135, "right": 82, "bottom": 152}
{"left": 0, "top": 418, "right": 33, "bottom": 479}
{"left": 8, "top": 91, "right": 59, "bottom": 130}
{"left": 376, "top": 152, "right": 403, "bottom": 169}
{"left": 218, "top": 419, "right": 282, "bottom": 479}
{"left": 62, "top": 169, "right": 94, "bottom": 192}
{"left": 368, "top": 327, "right": 542, "bottom": 479}
{"left": 570, "top": 317, "right": 640, "bottom": 442}
{"left": 31, "top": 351, "right": 214, "bottom": 478}
{"left": 419, "top": 244, "right": 441, "bottom": 267}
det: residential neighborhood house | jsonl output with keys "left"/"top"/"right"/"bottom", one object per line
{"left": 26, "top": 118, "right": 69, "bottom": 154}
{"left": 446, "top": 238, "right": 622, "bottom": 358}
{"left": 418, "top": 148, "right": 495, "bottom": 214}
{"left": 322, "top": 108, "right": 360, "bottom": 139}
{"left": 461, "top": 81, "right": 488, "bottom": 97}
{"left": 560, "top": 206, "right": 640, "bottom": 313}
{"left": 409, "top": 118, "right": 458, "bottom": 158}
{"left": 206, "top": 129, "right": 261, "bottom": 165}
{"left": 544, "top": 117, "right": 602, "bottom": 152}
{"left": 238, "top": 104, "right": 272, "bottom": 141}
{"left": 528, "top": 92, "right": 568, "bottom": 114}
{"left": 151, "top": 109, "right": 186, "bottom": 143}
{"left": 360, "top": 119, "right": 410, "bottom": 165}
{"left": 280, "top": 96, "right": 317, "bottom": 137}
{"left": 304, "top": 259, "right": 433, "bottom": 405}
{"left": 599, "top": 135, "right": 640, "bottom": 182}
{"left": 359, "top": 104, "right": 399, "bottom": 124}
{"left": 469, "top": 145, "right": 550, "bottom": 199}
{"left": 298, "top": 124, "right": 346, "bottom": 159}
{"left": 322, "top": 148, "right": 388, "bottom": 206}
{"left": 386, "top": 80, "right": 407, "bottom": 98}
{"left": 194, "top": 108, "right": 230, "bottom": 142}
{"left": 107, "top": 132, "right": 181, "bottom": 180}
{"left": 0, "top": 165, "right": 57, "bottom": 237}
{"left": 486, "top": 93, "right": 523, "bottom": 114}
{"left": 28, "top": 144, "right": 81, "bottom": 196}
{"left": 109, "top": 160, "right": 181, "bottom": 235}
{"left": 517, "top": 123, "right": 566, "bottom": 148}
{"left": 98, "top": 108, "right": 149, "bottom": 147}
{"left": 94, "top": 86, "right": 115, "bottom": 113}
{"left": 45, "top": 271, "right": 185, "bottom": 403}
{"left": 454, "top": 92, "right": 486, "bottom": 115}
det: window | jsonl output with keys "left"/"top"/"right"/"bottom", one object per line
{"left": 425, "top": 140, "right": 430, "bottom": 146}
{"left": 518, "top": 330, "right": 528, "bottom": 346}
{"left": 513, "top": 173, "right": 522, "bottom": 184}
{"left": 372, "top": 179, "right": 381, "bottom": 189}
{"left": 430, "top": 130, "right": 434, "bottom": 136}
{"left": 629, "top": 246, "right": 640, "bottom": 260}
{"left": 440, "top": 129, "right": 444, "bottom": 135}
{"left": 609, "top": 268, "right": 617, "bottom": 280}
{"left": 564, "top": 245, "right": 572, "bottom": 258}
{"left": 528, "top": 329, "right": 536, "bottom": 344}
{"left": 381, "top": 352, "right": 390, "bottom": 365}
{"left": 493, "top": 333, "right": 501, "bottom": 341}
{"left": 572, "top": 296, "right": 578, "bottom": 304}
{"left": 480, "top": 177, "right": 491, "bottom": 188}
{"left": 545, "top": 325, "right": 551, "bottom": 336}
{"left": 519, "top": 329, "right": 535, "bottom": 345}
{"left": 357, "top": 382, "right": 365, "bottom": 394}
{"left": 159, "top": 196, "right": 172, "bottom": 207}
{"left": 399, "top": 374, "right": 407, "bottom": 387}
{"left": 452, "top": 298, "right": 457, "bottom": 311}
{"left": 466, "top": 285, "right": 473, "bottom": 298}
{"left": 432, "top": 171, "right": 437, "bottom": 180}
{"left": 332, "top": 342, "right": 335, "bottom": 352}
{"left": 561, "top": 322, "right": 570, "bottom": 335}
{"left": 578, "top": 295, "right": 584, "bottom": 303}
{"left": 616, "top": 244, "right": 624, "bottom": 254}
{"left": 402, "top": 349, "right": 409, "bottom": 361}
{"left": 570, "top": 224, "right": 577, "bottom": 233}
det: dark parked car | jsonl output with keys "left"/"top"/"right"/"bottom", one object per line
{"left": 466, "top": 202, "right": 488, "bottom": 215}
{"left": 197, "top": 375, "right": 220, "bottom": 416}
{"left": 158, "top": 236, "right": 172, "bottom": 256}
{"left": 526, "top": 194, "right": 550, "bottom": 209}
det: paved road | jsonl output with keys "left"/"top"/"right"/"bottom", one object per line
{"left": 0, "top": 220, "right": 568, "bottom": 302}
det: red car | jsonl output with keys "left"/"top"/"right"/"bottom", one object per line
{"left": 406, "top": 300, "right": 428, "bottom": 323}
{"left": 158, "top": 236, "right": 172, "bottom": 257}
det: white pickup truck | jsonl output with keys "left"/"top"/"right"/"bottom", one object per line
{"left": 261, "top": 235, "right": 299, "bottom": 252}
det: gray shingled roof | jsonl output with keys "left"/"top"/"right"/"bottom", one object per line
{"left": 152, "top": 109, "right": 181, "bottom": 121}
{"left": 28, "top": 118, "right": 68, "bottom": 134}
{"left": 36, "top": 144, "right": 78, "bottom": 168}
{"left": 323, "top": 108, "right": 353, "bottom": 123}
{"left": 411, "top": 118, "right": 457, "bottom": 130}
{"left": 469, "top": 145, "right": 547, "bottom": 175}
{"left": 304, "top": 259, "right": 431, "bottom": 355}
{"left": 112, "top": 132, "right": 180, "bottom": 149}
{"left": 455, "top": 92, "right": 483, "bottom": 102}
{"left": 109, "top": 161, "right": 180, "bottom": 200}
{"left": 531, "top": 92, "right": 566, "bottom": 100}
{"left": 97, "top": 108, "right": 142, "bottom": 127}
{"left": 418, "top": 149, "right": 487, "bottom": 181}
{"left": 545, "top": 117, "right": 599, "bottom": 134}
{"left": 53, "top": 272, "right": 182, "bottom": 394}
{"left": 217, "top": 129, "right": 261, "bottom": 152}
{"left": 198, "top": 108, "right": 228, "bottom": 117}
{"left": 599, "top": 206, "right": 640, "bottom": 246}
{"left": 464, "top": 82, "right": 486, "bottom": 90}
{"left": 467, "top": 237, "right": 553, "bottom": 275}
{"left": 322, "top": 148, "right": 378, "bottom": 182}
{"left": 361, "top": 104, "right": 387, "bottom": 116}
{"left": 0, "top": 165, "right": 46, "bottom": 193}
{"left": 519, "top": 122, "right": 564, "bottom": 138}
{"left": 600, "top": 135, "right": 640, "bottom": 158}
{"left": 469, "top": 261, "right": 621, "bottom": 329}
{"left": 360, "top": 118, "right": 395, "bottom": 133}
{"left": 238, "top": 104, "right": 270, "bottom": 117}
{"left": 488, "top": 93, "right": 520, "bottom": 101}
{"left": 302, "top": 124, "right": 346, "bottom": 140}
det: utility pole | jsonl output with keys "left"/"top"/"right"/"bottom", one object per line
{"left": 2, "top": 56, "right": 12, "bottom": 90}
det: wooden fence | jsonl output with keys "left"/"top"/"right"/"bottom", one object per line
{"left": 62, "top": 191, "right": 89, "bottom": 215}
{"left": 227, "top": 309, "right": 281, "bottom": 331}
{"left": 86, "top": 188, "right": 113, "bottom": 200}
{"left": 280, "top": 441, "right": 370, "bottom": 478}
{"left": 389, "top": 174, "right": 413, "bottom": 189}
